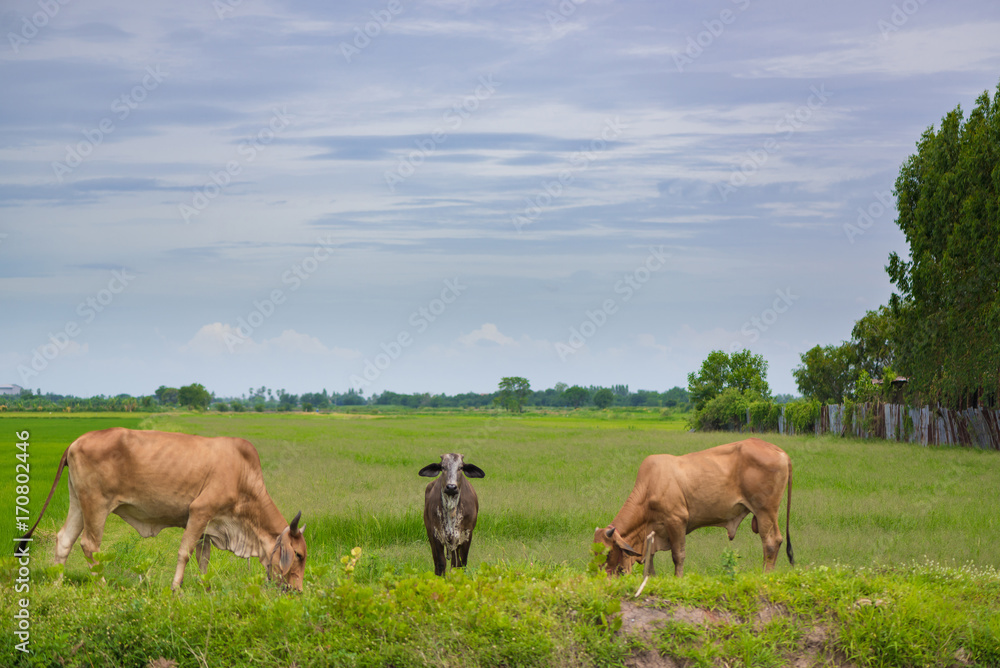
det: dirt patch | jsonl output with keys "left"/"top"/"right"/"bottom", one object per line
{"left": 618, "top": 599, "right": 853, "bottom": 668}
{"left": 625, "top": 649, "right": 681, "bottom": 668}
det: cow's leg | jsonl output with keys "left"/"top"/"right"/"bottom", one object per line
{"left": 665, "top": 523, "right": 687, "bottom": 577}
{"left": 429, "top": 537, "right": 447, "bottom": 576}
{"left": 756, "top": 513, "right": 783, "bottom": 572}
{"left": 76, "top": 486, "right": 112, "bottom": 567}
{"left": 456, "top": 538, "right": 472, "bottom": 569}
{"left": 173, "top": 507, "right": 213, "bottom": 590}
{"left": 54, "top": 479, "right": 84, "bottom": 566}
{"left": 195, "top": 535, "right": 212, "bottom": 573}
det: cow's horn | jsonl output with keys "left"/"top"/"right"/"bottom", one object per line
{"left": 289, "top": 511, "right": 302, "bottom": 535}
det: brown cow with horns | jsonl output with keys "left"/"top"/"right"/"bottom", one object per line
{"left": 595, "top": 438, "right": 793, "bottom": 593}
{"left": 20, "top": 428, "right": 307, "bottom": 591}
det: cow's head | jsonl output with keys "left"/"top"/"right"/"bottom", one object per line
{"left": 419, "top": 453, "right": 485, "bottom": 496}
{"left": 270, "top": 511, "right": 307, "bottom": 591}
{"left": 593, "top": 525, "right": 642, "bottom": 575}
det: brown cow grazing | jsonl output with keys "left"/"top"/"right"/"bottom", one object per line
{"left": 419, "top": 453, "right": 485, "bottom": 576}
{"left": 20, "top": 428, "right": 307, "bottom": 591}
{"left": 595, "top": 438, "right": 792, "bottom": 590}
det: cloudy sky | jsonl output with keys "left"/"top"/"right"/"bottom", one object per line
{"left": 2, "top": 0, "right": 999, "bottom": 400}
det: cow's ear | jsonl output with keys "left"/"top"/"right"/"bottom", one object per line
{"left": 462, "top": 464, "right": 485, "bottom": 479}
{"left": 611, "top": 530, "right": 641, "bottom": 557}
{"left": 279, "top": 533, "right": 294, "bottom": 572}
{"left": 419, "top": 463, "right": 443, "bottom": 477}
{"left": 619, "top": 543, "right": 642, "bottom": 558}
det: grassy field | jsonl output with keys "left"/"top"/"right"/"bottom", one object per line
{"left": 2, "top": 411, "right": 999, "bottom": 666}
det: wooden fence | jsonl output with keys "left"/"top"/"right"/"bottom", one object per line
{"left": 774, "top": 403, "right": 1000, "bottom": 450}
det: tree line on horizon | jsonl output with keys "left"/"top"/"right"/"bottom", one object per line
{"left": 2, "top": 382, "right": 700, "bottom": 413}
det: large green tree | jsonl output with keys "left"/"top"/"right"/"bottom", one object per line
{"left": 687, "top": 349, "right": 770, "bottom": 411}
{"left": 887, "top": 82, "right": 1000, "bottom": 407}
{"left": 850, "top": 306, "right": 895, "bottom": 380}
{"left": 592, "top": 388, "right": 614, "bottom": 409}
{"left": 792, "top": 343, "right": 855, "bottom": 404}
{"left": 496, "top": 376, "right": 531, "bottom": 413}
{"left": 178, "top": 383, "right": 212, "bottom": 409}
{"left": 562, "top": 385, "right": 589, "bottom": 408}
{"left": 154, "top": 385, "right": 179, "bottom": 405}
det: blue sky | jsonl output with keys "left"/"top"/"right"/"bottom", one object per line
{"left": 2, "top": 0, "right": 999, "bottom": 399}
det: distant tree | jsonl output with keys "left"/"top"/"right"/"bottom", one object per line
{"left": 301, "top": 390, "right": 330, "bottom": 409}
{"left": 338, "top": 388, "right": 366, "bottom": 406}
{"left": 687, "top": 350, "right": 730, "bottom": 411}
{"left": 563, "top": 385, "right": 589, "bottom": 408}
{"left": 593, "top": 388, "right": 614, "bottom": 409}
{"left": 687, "top": 350, "right": 770, "bottom": 411}
{"left": 178, "top": 383, "right": 211, "bottom": 409}
{"left": 792, "top": 343, "right": 856, "bottom": 404}
{"left": 496, "top": 376, "right": 531, "bottom": 413}
{"left": 849, "top": 306, "right": 896, "bottom": 380}
{"left": 277, "top": 390, "right": 298, "bottom": 411}
{"left": 662, "top": 386, "right": 690, "bottom": 408}
{"left": 154, "top": 385, "right": 179, "bottom": 405}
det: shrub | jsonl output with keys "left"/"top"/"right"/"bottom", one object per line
{"left": 695, "top": 388, "right": 750, "bottom": 431}
{"left": 747, "top": 400, "right": 780, "bottom": 432}
{"left": 783, "top": 399, "right": 821, "bottom": 434}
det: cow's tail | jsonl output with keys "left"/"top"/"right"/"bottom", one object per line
{"left": 785, "top": 457, "right": 794, "bottom": 566}
{"left": 18, "top": 447, "right": 70, "bottom": 546}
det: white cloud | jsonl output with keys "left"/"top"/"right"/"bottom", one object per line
{"left": 182, "top": 324, "right": 360, "bottom": 359}
{"left": 738, "top": 23, "right": 1000, "bottom": 79}
{"left": 458, "top": 323, "right": 516, "bottom": 347}
{"left": 636, "top": 333, "right": 670, "bottom": 354}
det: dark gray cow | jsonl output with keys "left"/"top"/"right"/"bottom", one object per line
{"left": 418, "top": 453, "right": 485, "bottom": 576}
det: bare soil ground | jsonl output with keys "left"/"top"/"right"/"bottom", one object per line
{"left": 618, "top": 598, "right": 854, "bottom": 668}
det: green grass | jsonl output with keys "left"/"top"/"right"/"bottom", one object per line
{"left": 1, "top": 412, "right": 998, "bottom": 666}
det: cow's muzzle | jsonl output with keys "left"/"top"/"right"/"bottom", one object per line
{"left": 444, "top": 483, "right": 459, "bottom": 496}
